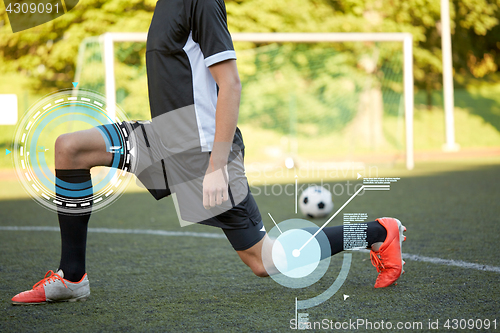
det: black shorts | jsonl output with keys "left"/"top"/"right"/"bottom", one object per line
{"left": 96, "top": 121, "right": 265, "bottom": 251}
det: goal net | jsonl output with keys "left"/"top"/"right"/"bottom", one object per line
{"left": 74, "top": 33, "right": 414, "bottom": 175}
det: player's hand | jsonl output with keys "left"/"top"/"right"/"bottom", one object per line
{"left": 203, "top": 164, "right": 229, "bottom": 209}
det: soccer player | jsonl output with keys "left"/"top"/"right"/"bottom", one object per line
{"left": 11, "top": 0, "right": 406, "bottom": 305}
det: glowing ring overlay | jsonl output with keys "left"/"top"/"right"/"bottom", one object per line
{"left": 266, "top": 219, "right": 331, "bottom": 289}
{"left": 13, "top": 89, "right": 135, "bottom": 215}
{"left": 265, "top": 218, "right": 353, "bottom": 310}
{"left": 273, "top": 229, "right": 321, "bottom": 278}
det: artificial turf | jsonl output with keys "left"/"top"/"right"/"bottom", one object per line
{"left": 0, "top": 159, "right": 499, "bottom": 332}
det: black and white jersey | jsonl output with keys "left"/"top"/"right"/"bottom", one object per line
{"left": 146, "top": 0, "right": 237, "bottom": 152}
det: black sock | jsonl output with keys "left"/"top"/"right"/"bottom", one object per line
{"left": 365, "top": 220, "right": 387, "bottom": 248}
{"left": 55, "top": 169, "right": 92, "bottom": 282}
{"left": 322, "top": 221, "right": 387, "bottom": 256}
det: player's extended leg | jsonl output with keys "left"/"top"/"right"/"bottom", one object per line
{"left": 235, "top": 236, "right": 269, "bottom": 277}
{"left": 235, "top": 218, "right": 406, "bottom": 288}
{"left": 11, "top": 128, "right": 112, "bottom": 305}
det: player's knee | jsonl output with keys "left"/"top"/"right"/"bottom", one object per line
{"left": 55, "top": 133, "right": 81, "bottom": 161}
{"left": 55, "top": 134, "right": 73, "bottom": 156}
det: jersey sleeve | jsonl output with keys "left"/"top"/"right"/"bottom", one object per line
{"left": 191, "top": 0, "right": 237, "bottom": 67}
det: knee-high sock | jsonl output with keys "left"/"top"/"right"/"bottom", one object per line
{"left": 323, "top": 221, "right": 387, "bottom": 256}
{"left": 55, "top": 169, "right": 92, "bottom": 282}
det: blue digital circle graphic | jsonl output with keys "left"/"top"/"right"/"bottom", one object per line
{"left": 265, "top": 219, "right": 331, "bottom": 289}
{"left": 13, "top": 89, "right": 135, "bottom": 215}
{"left": 272, "top": 229, "right": 321, "bottom": 278}
{"left": 264, "top": 218, "right": 353, "bottom": 309}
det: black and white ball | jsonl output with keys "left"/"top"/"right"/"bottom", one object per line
{"left": 299, "top": 186, "right": 334, "bottom": 218}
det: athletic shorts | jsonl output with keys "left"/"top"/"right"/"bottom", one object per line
{"left": 96, "top": 121, "right": 265, "bottom": 251}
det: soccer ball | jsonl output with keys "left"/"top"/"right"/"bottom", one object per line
{"left": 299, "top": 186, "right": 334, "bottom": 218}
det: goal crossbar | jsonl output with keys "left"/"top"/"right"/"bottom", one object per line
{"left": 92, "top": 32, "right": 414, "bottom": 170}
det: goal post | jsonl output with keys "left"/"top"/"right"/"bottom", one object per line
{"left": 231, "top": 33, "right": 414, "bottom": 170}
{"left": 76, "top": 32, "right": 414, "bottom": 170}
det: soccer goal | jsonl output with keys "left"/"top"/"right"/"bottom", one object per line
{"left": 74, "top": 32, "right": 414, "bottom": 170}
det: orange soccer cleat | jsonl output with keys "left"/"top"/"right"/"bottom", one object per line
{"left": 370, "top": 217, "right": 406, "bottom": 288}
{"left": 11, "top": 270, "right": 90, "bottom": 305}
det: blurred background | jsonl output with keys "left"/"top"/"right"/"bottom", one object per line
{"left": 0, "top": 0, "right": 499, "bottom": 175}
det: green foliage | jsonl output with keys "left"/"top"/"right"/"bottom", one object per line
{"left": 0, "top": 0, "right": 499, "bottom": 106}
{"left": 238, "top": 44, "right": 371, "bottom": 135}
{"left": 76, "top": 38, "right": 149, "bottom": 120}
{"left": 227, "top": 0, "right": 500, "bottom": 98}
{"left": 0, "top": 0, "right": 155, "bottom": 90}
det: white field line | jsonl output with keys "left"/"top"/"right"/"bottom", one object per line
{"left": 354, "top": 248, "right": 500, "bottom": 273}
{"left": 0, "top": 226, "right": 225, "bottom": 239}
{"left": 1, "top": 226, "right": 499, "bottom": 273}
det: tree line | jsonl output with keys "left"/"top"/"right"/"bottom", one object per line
{"left": 0, "top": 0, "right": 498, "bottom": 102}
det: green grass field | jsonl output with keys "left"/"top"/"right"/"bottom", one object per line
{"left": 0, "top": 157, "right": 499, "bottom": 332}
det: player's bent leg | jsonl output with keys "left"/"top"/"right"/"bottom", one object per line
{"left": 12, "top": 127, "right": 121, "bottom": 305}
{"left": 55, "top": 128, "right": 113, "bottom": 170}
{"left": 222, "top": 219, "right": 271, "bottom": 277}
{"left": 235, "top": 236, "right": 269, "bottom": 277}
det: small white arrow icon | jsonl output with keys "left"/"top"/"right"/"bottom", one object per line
{"left": 357, "top": 173, "right": 362, "bottom": 179}
{"left": 343, "top": 294, "right": 349, "bottom": 300}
